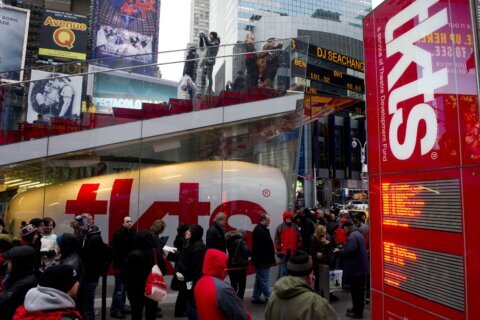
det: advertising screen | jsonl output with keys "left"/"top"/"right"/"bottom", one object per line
{"left": 364, "top": 0, "right": 480, "bottom": 319}
{"left": 91, "top": 0, "right": 160, "bottom": 76}
{"left": 39, "top": 9, "right": 89, "bottom": 61}
{"left": 0, "top": 5, "right": 30, "bottom": 81}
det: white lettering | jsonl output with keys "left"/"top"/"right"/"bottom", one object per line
{"left": 385, "top": 0, "right": 449, "bottom": 160}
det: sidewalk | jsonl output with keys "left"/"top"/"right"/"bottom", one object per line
{"left": 95, "top": 287, "right": 371, "bottom": 319}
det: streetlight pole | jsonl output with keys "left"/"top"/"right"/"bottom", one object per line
{"left": 352, "top": 138, "right": 368, "bottom": 202}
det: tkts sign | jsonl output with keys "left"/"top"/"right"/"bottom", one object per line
{"left": 367, "top": 0, "right": 478, "bottom": 174}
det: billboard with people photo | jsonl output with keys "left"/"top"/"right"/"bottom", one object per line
{"left": 0, "top": 5, "right": 30, "bottom": 81}
{"left": 27, "top": 70, "right": 83, "bottom": 123}
{"left": 91, "top": 0, "right": 160, "bottom": 76}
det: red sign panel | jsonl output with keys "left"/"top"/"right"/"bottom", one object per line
{"left": 364, "top": 0, "right": 480, "bottom": 319}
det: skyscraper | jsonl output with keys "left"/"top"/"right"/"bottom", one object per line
{"left": 190, "top": 0, "right": 210, "bottom": 45}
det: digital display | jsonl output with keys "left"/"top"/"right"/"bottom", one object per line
{"left": 293, "top": 59, "right": 365, "bottom": 93}
{"left": 382, "top": 179, "right": 462, "bottom": 232}
{"left": 384, "top": 242, "right": 465, "bottom": 312}
{"left": 307, "top": 44, "right": 365, "bottom": 72}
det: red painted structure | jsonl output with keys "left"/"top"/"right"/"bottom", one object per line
{"left": 364, "top": 0, "right": 480, "bottom": 319}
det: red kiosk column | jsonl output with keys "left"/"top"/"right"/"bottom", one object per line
{"left": 364, "top": 0, "right": 480, "bottom": 319}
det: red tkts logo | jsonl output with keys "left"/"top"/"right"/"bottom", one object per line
{"left": 120, "top": 0, "right": 156, "bottom": 20}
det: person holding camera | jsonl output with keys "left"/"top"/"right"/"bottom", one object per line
{"left": 199, "top": 31, "right": 220, "bottom": 95}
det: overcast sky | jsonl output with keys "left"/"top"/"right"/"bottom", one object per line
{"left": 158, "top": 0, "right": 384, "bottom": 81}
{"left": 158, "top": 0, "right": 192, "bottom": 81}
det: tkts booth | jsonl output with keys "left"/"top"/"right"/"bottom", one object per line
{"left": 364, "top": 0, "right": 480, "bottom": 319}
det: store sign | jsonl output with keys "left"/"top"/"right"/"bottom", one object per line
{"left": 308, "top": 44, "right": 365, "bottom": 72}
{"left": 365, "top": 0, "right": 480, "bottom": 319}
{"left": 39, "top": 10, "right": 88, "bottom": 61}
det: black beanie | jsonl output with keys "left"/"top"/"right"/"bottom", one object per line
{"left": 189, "top": 224, "right": 203, "bottom": 242}
{"left": 39, "top": 264, "right": 79, "bottom": 293}
{"left": 287, "top": 250, "right": 313, "bottom": 277}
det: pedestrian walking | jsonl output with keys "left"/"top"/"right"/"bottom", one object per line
{"left": 251, "top": 213, "right": 275, "bottom": 304}
{"left": 110, "top": 216, "right": 136, "bottom": 319}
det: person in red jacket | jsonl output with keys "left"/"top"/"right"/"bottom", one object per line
{"left": 275, "top": 211, "right": 301, "bottom": 277}
{"left": 194, "top": 249, "right": 251, "bottom": 320}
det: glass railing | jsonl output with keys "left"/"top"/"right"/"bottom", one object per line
{"left": 0, "top": 37, "right": 309, "bottom": 146}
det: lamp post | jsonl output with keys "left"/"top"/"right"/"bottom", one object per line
{"left": 352, "top": 138, "right": 368, "bottom": 202}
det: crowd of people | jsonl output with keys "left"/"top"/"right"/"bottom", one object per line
{"left": 0, "top": 204, "right": 369, "bottom": 320}
{"left": 180, "top": 31, "right": 285, "bottom": 100}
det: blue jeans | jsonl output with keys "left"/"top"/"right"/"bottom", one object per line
{"left": 252, "top": 267, "right": 271, "bottom": 300}
{"left": 279, "top": 255, "right": 289, "bottom": 277}
{"left": 110, "top": 273, "right": 127, "bottom": 315}
{"left": 82, "top": 281, "right": 98, "bottom": 320}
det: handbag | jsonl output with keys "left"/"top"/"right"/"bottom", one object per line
{"left": 145, "top": 249, "right": 168, "bottom": 302}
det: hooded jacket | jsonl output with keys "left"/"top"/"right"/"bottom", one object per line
{"left": 274, "top": 211, "right": 301, "bottom": 256}
{"left": 265, "top": 276, "right": 337, "bottom": 320}
{"left": 194, "top": 249, "right": 251, "bottom": 320}
{"left": 13, "top": 286, "right": 82, "bottom": 320}
{"left": 177, "top": 224, "right": 206, "bottom": 284}
{"left": 0, "top": 247, "right": 38, "bottom": 320}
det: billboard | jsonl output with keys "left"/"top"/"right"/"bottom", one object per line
{"left": 0, "top": 5, "right": 30, "bottom": 81}
{"left": 91, "top": 0, "right": 160, "bottom": 76}
{"left": 27, "top": 70, "right": 83, "bottom": 123}
{"left": 38, "top": 9, "right": 89, "bottom": 61}
{"left": 364, "top": 0, "right": 480, "bottom": 319}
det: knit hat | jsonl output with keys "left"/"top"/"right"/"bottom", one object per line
{"left": 39, "top": 264, "right": 79, "bottom": 293}
{"left": 29, "top": 218, "right": 44, "bottom": 228}
{"left": 20, "top": 224, "right": 37, "bottom": 237}
{"left": 74, "top": 215, "right": 89, "bottom": 231}
{"left": 287, "top": 250, "right": 313, "bottom": 277}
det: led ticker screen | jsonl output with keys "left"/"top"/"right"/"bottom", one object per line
{"left": 382, "top": 179, "right": 462, "bottom": 232}
{"left": 292, "top": 59, "right": 365, "bottom": 93}
{"left": 307, "top": 44, "right": 365, "bottom": 72}
{"left": 384, "top": 242, "right": 465, "bottom": 311}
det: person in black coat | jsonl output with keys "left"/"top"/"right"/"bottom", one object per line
{"left": 123, "top": 230, "right": 166, "bottom": 320}
{"left": 176, "top": 224, "right": 206, "bottom": 320}
{"left": 226, "top": 229, "right": 251, "bottom": 300}
{"left": 184, "top": 47, "right": 199, "bottom": 82}
{"left": 206, "top": 212, "right": 227, "bottom": 252}
{"left": 110, "top": 216, "right": 136, "bottom": 318}
{"left": 173, "top": 223, "right": 190, "bottom": 317}
{"left": 251, "top": 213, "right": 276, "bottom": 303}
{"left": 0, "top": 246, "right": 38, "bottom": 320}
{"left": 57, "top": 233, "right": 85, "bottom": 283}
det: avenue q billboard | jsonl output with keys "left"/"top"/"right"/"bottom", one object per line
{"left": 364, "top": 0, "right": 480, "bottom": 319}
{"left": 91, "top": 0, "right": 160, "bottom": 76}
{"left": 0, "top": 5, "right": 30, "bottom": 81}
{"left": 39, "top": 9, "right": 88, "bottom": 61}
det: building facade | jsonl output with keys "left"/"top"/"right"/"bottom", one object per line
{"left": 189, "top": 0, "right": 210, "bottom": 45}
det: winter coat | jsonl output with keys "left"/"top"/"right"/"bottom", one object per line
{"left": 79, "top": 228, "right": 109, "bottom": 283}
{"left": 184, "top": 51, "right": 199, "bottom": 80}
{"left": 177, "top": 225, "right": 206, "bottom": 284}
{"left": 58, "top": 233, "right": 84, "bottom": 279}
{"left": 200, "top": 35, "right": 221, "bottom": 65}
{"left": 123, "top": 231, "right": 166, "bottom": 297}
{"left": 13, "top": 286, "right": 82, "bottom": 320}
{"left": 225, "top": 231, "right": 251, "bottom": 268}
{"left": 0, "top": 247, "right": 39, "bottom": 320}
{"left": 206, "top": 222, "right": 226, "bottom": 252}
{"left": 251, "top": 223, "right": 276, "bottom": 267}
{"left": 265, "top": 276, "right": 337, "bottom": 320}
{"left": 342, "top": 229, "right": 369, "bottom": 278}
{"left": 194, "top": 249, "right": 251, "bottom": 320}
{"left": 309, "top": 234, "right": 335, "bottom": 268}
{"left": 111, "top": 227, "right": 136, "bottom": 270}
{"left": 274, "top": 211, "right": 301, "bottom": 256}
{"left": 299, "top": 217, "right": 316, "bottom": 251}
